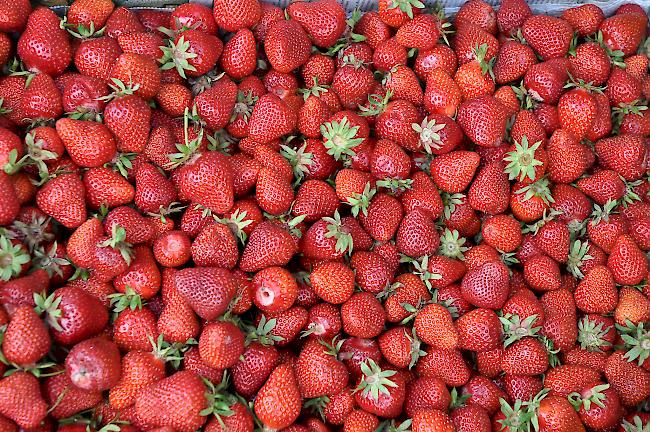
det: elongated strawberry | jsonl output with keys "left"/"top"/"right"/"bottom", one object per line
{"left": 0, "top": 372, "right": 48, "bottom": 429}
{"left": 36, "top": 173, "right": 86, "bottom": 229}
{"left": 255, "top": 363, "right": 302, "bottom": 430}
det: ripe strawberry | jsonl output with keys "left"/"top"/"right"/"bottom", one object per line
{"left": 607, "top": 234, "right": 648, "bottom": 286}
{"left": 0, "top": 0, "right": 30, "bottom": 33}
{"left": 109, "top": 350, "right": 165, "bottom": 410}
{"left": 21, "top": 73, "right": 63, "bottom": 123}
{"left": 17, "top": 8, "right": 72, "bottom": 76}
{"left": 295, "top": 337, "right": 348, "bottom": 398}
{"left": 213, "top": 0, "right": 261, "bottom": 32}
{"left": 574, "top": 265, "right": 618, "bottom": 314}
{"left": 355, "top": 360, "right": 406, "bottom": 418}
{"left": 264, "top": 19, "right": 311, "bottom": 74}
{"left": 496, "top": 0, "right": 531, "bottom": 34}
{"left": 423, "top": 68, "right": 462, "bottom": 117}
{"left": 595, "top": 134, "right": 646, "bottom": 181}
{"left": 522, "top": 15, "right": 573, "bottom": 60}
{"left": 412, "top": 409, "right": 455, "bottom": 432}
{"left": 557, "top": 88, "right": 596, "bottom": 140}
{"left": 341, "top": 292, "right": 386, "bottom": 339}
{"left": 44, "top": 371, "right": 103, "bottom": 419}
{"left": 456, "top": 96, "right": 507, "bottom": 147}
{"left": 55, "top": 118, "right": 116, "bottom": 168}
{"left": 110, "top": 53, "right": 161, "bottom": 101}
{"left": 287, "top": 0, "right": 346, "bottom": 48}
{"left": 176, "top": 151, "right": 234, "bottom": 214}
{"left": 600, "top": 12, "right": 647, "bottom": 56}
{"left": 174, "top": 267, "right": 236, "bottom": 320}
{"left": 562, "top": 4, "right": 604, "bottom": 36}
{"left": 604, "top": 351, "right": 650, "bottom": 406}
{"left": 396, "top": 14, "right": 440, "bottom": 50}
{"left": 535, "top": 393, "right": 586, "bottom": 432}
{"left": 255, "top": 363, "right": 302, "bottom": 430}
{"left": 104, "top": 95, "right": 151, "bottom": 154}
{"left": 67, "top": 0, "right": 114, "bottom": 29}
{"left": 65, "top": 337, "right": 121, "bottom": 391}
{"left": 199, "top": 320, "right": 245, "bottom": 369}
{"left": 239, "top": 221, "right": 297, "bottom": 272}
{"left": 36, "top": 173, "right": 87, "bottom": 229}
{"left": 0, "top": 372, "right": 48, "bottom": 429}
{"left": 456, "top": 308, "right": 502, "bottom": 352}
{"left": 460, "top": 261, "right": 510, "bottom": 309}
{"left": 310, "top": 260, "right": 354, "bottom": 304}
{"left": 377, "top": 0, "right": 424, "bottom": 28}
{"left": 2, "top": 305, "right": 50, "bottom": 366}
{"left": 397, "top": 209, "right": 439, "bottom": 258}
{"left": 414, "top": 303, "right": 460, "bottom": 350}
{"left": 468, "top": 161, "right": 510, "bottom": 215}
{"left": 249, "top": 94, "right": 297, "bottom": 144}
{"left": 84, "top": 167, "right": 135, "bottom": 210}
{"left": 453, "top": 22, "right": 499, "bottom": 65}
{"left": 135, "top": 371, "right": 208, "bottom": 432}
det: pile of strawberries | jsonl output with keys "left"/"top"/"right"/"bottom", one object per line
{"left": 0, "top": 0, "right": 648, "bottom": 430}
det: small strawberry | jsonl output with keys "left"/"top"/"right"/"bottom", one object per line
{"left": 56, "top": 118, "right": 117, "bottom": 168}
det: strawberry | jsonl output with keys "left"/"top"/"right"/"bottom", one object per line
{"left": 456, "top": 308, "right": 502, "bottom": 352}
{"left": 378, "top": 0, "right": 424, "bottom": 28}
{"left": 134, "top": 162, "right": 177, "bottom": 214}
{"left": 220, "top": 29, "right": 257, "bottom": 80}
{"left": 2, "top": 305, "right": 50, "bottom": 366}
{"left": 496, "top": 0, "right": 531, "bottom": 34}
{"left": 74, "top": 37, "right": 122, "bottom": 82}
{"left": 397, "top": 209, "right": 439, "bottom": 258}
{"left": 546, "top": 129, "right": 591, "bottom": 184}
{"left": 460, "top": 261, "right": 510, "bottom": 309}
{"left": 17, "top": 8, "right": 72, "bottom": 76}
{"left": 252, "top": 266, "right": 297, "bottom": 314}
{"left": 600, "top": 12, "right": 647, "bottom": 56}
{"left": 109, "top": 350, "right": 165, "bottom": 410}
{"left": 44, "top": 371, "right": 103, "bottom": 419}
{"left": 213, "top": 0, "right": 261, "bottom": 32}
{"left": 249, "top": 94, "right": 297, "bottom": 144}
{"left": 36, "top": 173, "right": 87, "bottom": 229}
{"left": 341, "top": 292, "right": 386, "bottom": 339}
{"left": 595, "top": 134, "right": 646, "bottom": 181}
{"left": 562, "top": 4, "right": 604, "bottom": 36}
{"left": 574, "top": 265, "right": 618, "bottom": 314}
{"left": 239, "top": 221, "right": 298, "bottom": 272}
{"left": 110, "top": 53, "right": 161, "bottom": 101}
{"left": 176, "top": 151, "right": 234, "bottom": 214}
{"left": 604, "top": 351, "right": 650, "bottom": 406}
{"left": 287, "top": 0, "right": 346, "bottom": 48}
{"left": 414, "top": 303, "right": 460, "bottom": 350}
{"left": 153, "top": 230, "right": 191, "bottom": 267}
{"left": 522, "top": 15, "right": 573, "bottom": 60}
{"left": 354, "top": 360, "right": 406, "bottom": 418}
{"left": 396, "top": 14, "right": 440, "bottom": 50}
{"left": 104, "top": 95, "right": 151, "bottom": 153}
{"left": 67, "top": 0, "right": 114, "bottom": 30}
{"left": 56, "top": 118, "right": 117, "bottom": 168}
{"left": 295, "top": 337, "right": 348, "bottom": 398}
{"left": 170, "top": 3, "right": 217, "bottom": 34}
{"left": 456, "top": 0, "right": 497, "bottom": 34}
{"left": 84, "top": 167, "right": 135, "bottom": 210}
{"left": 199, "top": 320, "right": 245, "bottom": 369}
{"left": 570, "top": 383, "right": 622, "bottom": 430}
{"left": 0, "top": 372, "right": 48, "bottom": 429}
{"left": 453, "top": 22, "right": 498, "bottom": 65}
{"left": 65, "top": 337, "right": 121, "bottom": 391}
{"left": 412, "top": 409, "right": 455, "bottom": 432}
{"left": 467, "top": 161, "right": 510, "bottom": 215}
{"left": 20, "top": 73, "right": 63, "bottom": 123}
{"left": 265, "top": 19, "right": 312, "bottom": 74}
{"left": 430, "top": 151, "right": 480, "bottom": 193}
{"left": 557, "top": 88, "right": 597, "bottom": 140}
{"left": 607, "top": 234, "right": 648, "bottom": 286}
{"left": 254, "top": 363, "right": 302, "bottom": 430}
{"left": 493, "top": 41, "right": 537, "bottom": 85}
{"left": 534, "top": 392, "right": 586, "bottom": 432}
{"left": 160, "top": 30, "right": 222, "bottom": 79}
{"left": 135, "top": 371, "right": 208, "bottom": 432}
{"left": 456, "top": 96, "right": 507, "bottom": 148}
{"left": 174, "top": 267, "right": 236, "bottom": 320}
{"left": 0, "top": 0, "right": 30, "bottom": 33}
{"left": 423, "top": 68, "right": 462, "bottom": 117}
{"left": 310, "top": 260, "right": 354, "bottom": 304}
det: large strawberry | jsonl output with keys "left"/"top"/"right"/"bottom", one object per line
{"left": 174, "top": 267, "right": 237, "bottom": 320}
{"left": 287, "top": 0, "right": 347, "bottom": 48}
{"left": 254, "top": 363, "right": 302, "bottom": 430}
{"left": 0, "top": 372, "right": 48, "bottom": 429}
{"left": 265, "top": 19, "right": 312, "bottom": 73}
{"left": 213, "top": 0, "right": 261, "bottom": 32}
{"left": 456, "top": 96, "right": 508, "bottom": 147}
{"left": 17, "top": 8, "right": 72, "bottom": 76}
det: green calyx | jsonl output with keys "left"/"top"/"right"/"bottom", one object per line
{"left": 386, "top": 0, "right": 425, "bottom": 19}
{"left": 437, "top": 229, "right": 468, "bottom": 261}
{"left": 617, "top": 320, "right": 650, "bottom": 366}
{"left": 0, "top": 235, "right": 30, "bottom": 282}
{"left": 354, "top": 359, "right": 398, "bottom": 401}
{"left": 33, "top": 292, "right": 64, "bottom": 332}
{"left": 577, "top": 316, "right": 612, "bottom": 353}
{"left": 108, "top": 286, "right": 143, "bottom": 315}
{"left": 96, "top": 224, "right": 133, "bottom": 266}
{"left": 244, "top": 314, "right": 284, "bottom": 347}
{"left": 346, "top": 182, "right": 376, "bottom": 217}
{"left": 323, "top": 211, "right": 354, "bottom": 255}
{"left": 500, "top": 314, "right": 541, "bottom": 348}
{"left": 159, "top": 36, "right": 198, "bottom": 79}
{"left": 320, "top": 116, "right": 364, "bottom": 162}
{"left": 280, "top": 142, "right": 314, "bottom": 184}
{"left": 566, "top": 240, "right": 594, "bottom": 279}
{"left": 567, "top": 383, "right": 610, "bottom": 412}
{"left": 412, "top": 117, "right": 446, "bottom": 154}
{"left": 504, "top": 136, "right": 544, "bottom": 182}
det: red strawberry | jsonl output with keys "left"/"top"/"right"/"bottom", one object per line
{"left": 44, "top": 371, "right": 102, "bottom": 419}
{"left": 522, "top": 15, "right": 573, "bottom": 60}
{"left": 249, "top": 94, "right": 297, "bottom": 144}
{"left": 562, "top": 4, "right": 604, "bottom": 36}
{"left": 0, "top": 372, "right": 48, "bottom": 429}
{"left": 36, "top": 173, "right": 87, "bottom": 229}
{"left": 456, "top": 96, "right": 508, "bottom": 147}
{"left": 414, "top": 303, "right": 460, "bottom": 350}
{"left": 600, "top": 12, "right": 647, "bottom": 56}
{"left": 497, "top": 0, "right": 532, "bottom": 34}
{"left": 213, "top": 0, "right": 261, "bottom": 32}
{"left": 176, "top": 151, "right": 234, "bottom": 214}
{"left": 254, "top": 363, "right": 302, "bottom": 430}
{"left": 2, "top": 305, "right": 50, "bottom": 366}
{"left": 607, "top": 234, "right": 648, "bottom": 286}
{"left": 199, "top": 320, "right": 245, "bottom": 369}
{"left": 0, "top": 0, "right": 30, "bottom": 33}
{"left": 460, "top": 261, "right": 510, "bottom": 309}
{"left": 239, "top": 221, "right": 297, "bottom": 272}
{"left": 265, "top": 19, "right": 312, "bottom": 74}
{"left": 557, "top": 88, "right": 596, "bottom": 140}
{"left": 104, "top": 95, "right": 151, "bottom": 153}
{"left": 65, "top": 337, "right": 121, "bottom": 391}
{"left": 134, "top": 371, "right": 208, "bottom": 432}
{"left": 287, "top": 0, "right": 347, "bottom": 48}
{"left": 396, "top": 14, "right": 440, "bottom": 50}
{"left": 17, "top": 8, "right": 72, "bottom": 76}
{"left": 74, "top": 37, "right": 122, "bottom": 82}
{"left": 295, "top": 338, "right": 348, "bottom": 398}
{"left": 110, "top": 53, "right": 161, "bottom": 101}
{"left": 55, "top": 118, "right": 117, "bottom": 168}
{"left": 173, "top": 267, "right": 235, "bottom": 321}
